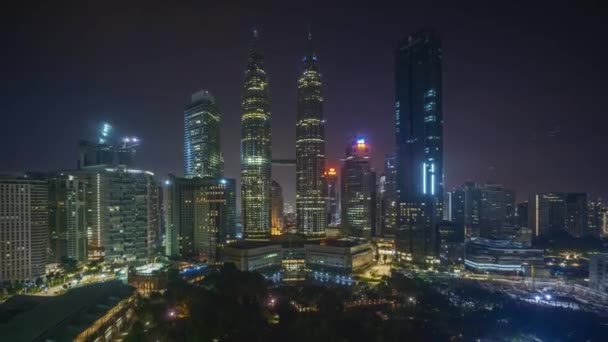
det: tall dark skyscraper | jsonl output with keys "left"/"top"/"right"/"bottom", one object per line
{"left": 379, "top": 154, "right": 398, "bottom": 237}
{"left": 184, "top": 90, "right": 223, "bottom": 178}
{"left": 296, "top": 32, "right": 326, "bottom": 237}
{"left": 394, "top": 30, "right": 443, "bottom": 260}
{"left": 78, "top": 123, "right": 139, "bottom": 169}
{"left": 241, "top": 29, "right": 272, "bottom": 240}
{"left": 341, "top": 137, "right": 376, "bottom": 238}
{"left": 529, "top": 192, "right": 589, "bottom": 239}
{"left": 271, "top": 180, "right": 284, "bottom": 236}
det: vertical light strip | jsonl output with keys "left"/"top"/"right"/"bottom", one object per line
{"left": 535, "top": 195, "right": 540, "bottom": 237}
{"left": 430, "top": 163, "right": 435, "bottom": 195}
{"left": 422, "top": 163, "right": 427, "bottom": 195}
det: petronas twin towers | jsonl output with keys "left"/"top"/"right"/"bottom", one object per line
{"left": 241, "top": 29, "right": 326, "bottom": 239}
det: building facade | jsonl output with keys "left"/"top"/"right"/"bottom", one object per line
{"left": 379, "top": 154, "right": 398, "bottom": 237}
{"left": 48, "top": 173, "right": 88, "bottom": 263}
{"left": 296, "top": 33, "right": 326, "bottom": 237}
{"left": 465, "top": 237, "right": 545, "bottom": 275}
{"left": 530, "top": 193, "right": 590, "bottom": 239}
{"left": 325, "top": 167, "right": 340, "bottom": 227}
{"left": 395, "top": 30, "right": 443, "bottom": 261}
{"left": 271, "top": 180, "right": 284, "bottom": 236}
{"left": 0, "top": 176, "right": 48, "bottom": 283}
{"left": 84, "top": 168, "right": 159, "bottom": 264}
{"left": 341, "top": 138, "right": 376, "bottom": 238}
{"left": 241, "top": 29, "right": 272, "bottom": 240}
{"left": 184, "top": 90, "right": 223, "bottom": 178}
{"left": 164, "top": 175, "right": 236, "bottom": 261}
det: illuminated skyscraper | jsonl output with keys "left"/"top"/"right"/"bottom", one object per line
{"left": 241, "top": 29, "right": 272, "bottom": 239}
{"left": 184, "top": 90, "right": 223, "bottom": 178}
{"left": 0, "top": 175, "right": 48, "bottom": 283}
{"left": 296, "top": 32, "right": 326, "bottom": 237}
{"left": 341, "top": 137, "right": 376, "bottom": 238}
{"left": 271, "top": 180, "right": 284, "bottom": 236}
{"left": 325, "top": 167, "right": 340, "bottom": 226}
{"left": 395, "top": 30, "right": 443, "bottom": 260}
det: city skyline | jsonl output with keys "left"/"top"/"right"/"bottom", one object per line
{"left": 2, "top": 2, "right": 607, "bottom": 209}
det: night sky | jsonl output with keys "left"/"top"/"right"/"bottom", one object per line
{"left": 2, "top": 1, "right": 607, "bottom": 208}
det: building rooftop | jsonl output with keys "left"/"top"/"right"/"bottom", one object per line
{"left": 468, "top": 237, "right": 542, "bottom": 250}
{"left": 0, "top": 281, "right": 135, "bottom": 341}
{"left": 226, "top": 240, "right": 280, "bottom": 250}
{"left": 316, "top": 238, "right": 369, "bottom": 248}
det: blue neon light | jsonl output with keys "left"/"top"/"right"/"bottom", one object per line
{"left": 422, "top": 163, "right": 427, "bottom": 195}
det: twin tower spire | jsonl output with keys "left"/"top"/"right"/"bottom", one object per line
{"left": 241, "top": 28, "right": 325, "bottom": 239}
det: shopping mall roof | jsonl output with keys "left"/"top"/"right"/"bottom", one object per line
{"left": 0, "top": 281, "right": 135, "bottom": 341}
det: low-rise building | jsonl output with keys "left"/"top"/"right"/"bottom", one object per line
{"left": 223, "top": 241, "right": 282, "bottom": 276}
{"left": 0, "top": 282, "right": 136, "bottom": 341}
{"left": 128, "top": 262, "right": 169, "bottom": 295}
{"left": 465, "top": 237, "right": 545, "bottom": 275}
{"left": 305, "top": 238, "right": 373, "bottom": 273}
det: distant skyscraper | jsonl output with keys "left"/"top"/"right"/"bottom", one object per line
{"left": 462, "top": 182, "right": 482, "bottom": 236}
{"left": 588, "top": 198, "right": 603, "bottom": 238}
{"left": 379, "top": 154, "right": 398, "bottom": 237}
{"left": 325, "top": 167, "right": 340, "bottom": 226}
{"left": 49, "top": 173, "right": 88, "bottom": 263}
{"left": 530, "top": 193, "right": 589, "bottom": 239}
{"left": 478, "top": 183, "right": 515, "bottom": 239}
{"left": 164, "top": 175, "right": 236, "bottom": 261}
{"left": 78, "top": 122, "right": 139, "bottom": 169}
{"left": 0, "top": 175, "right": 48, "bottom": 282}
{"left": 516, "top": 202, "right": 529, "bottom": 229}
{"left": 564, "top": 193, "right": 588, "bottom": 238}
{"left": 184, "top": 90, "right": 223, "bottom": 178}
{"left": 241, "top": 29, "right": 272, "bottom": 240}
{"left": 444, "top": 189, "right": 465, "bottom": 225}
{"left": 341, "top": 137, "right": 376, "bottom": 238}
{"left": 296, "top": 32, "right": 326, "bottom": 237}
{"left": 395, "top": 30, "right": 443, "bottom": 260}
{"left": 271, "top": 180, "right": 284, "bottom": 236}
{"left": 530, "top": 193, "right": 565, "bottom": 238}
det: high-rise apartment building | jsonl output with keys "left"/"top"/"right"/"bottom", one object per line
{"left": 296, "top": 32, "right": 326, "bottom": 237}
{"left": 184, "top": 90, "right": 223, "bottom": 178}
{"left": 530, "top": 193, "right": 589, "bottom": 239}
{"left": 478, "top": 183, "right": 515, "bottom": 239}
{"left": 395, "top": 30, "right": 443, "bottom": 260}
{"left": 341, "top": 137, "right": 376, "bottom": 238}
{"left": 48, "top": 173, "right": 88, "bottom": 263}
{"left": 83, "top": 168, "right": 159, "bottom": 263}
{"left": 241, "top": 29, "right": 272, "bottom": 240}
{"left": 0, "top": 175, "right": 48, "bottom": 282}
{"left": 164, "top": 175, "right": 236, "bottom": 261}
